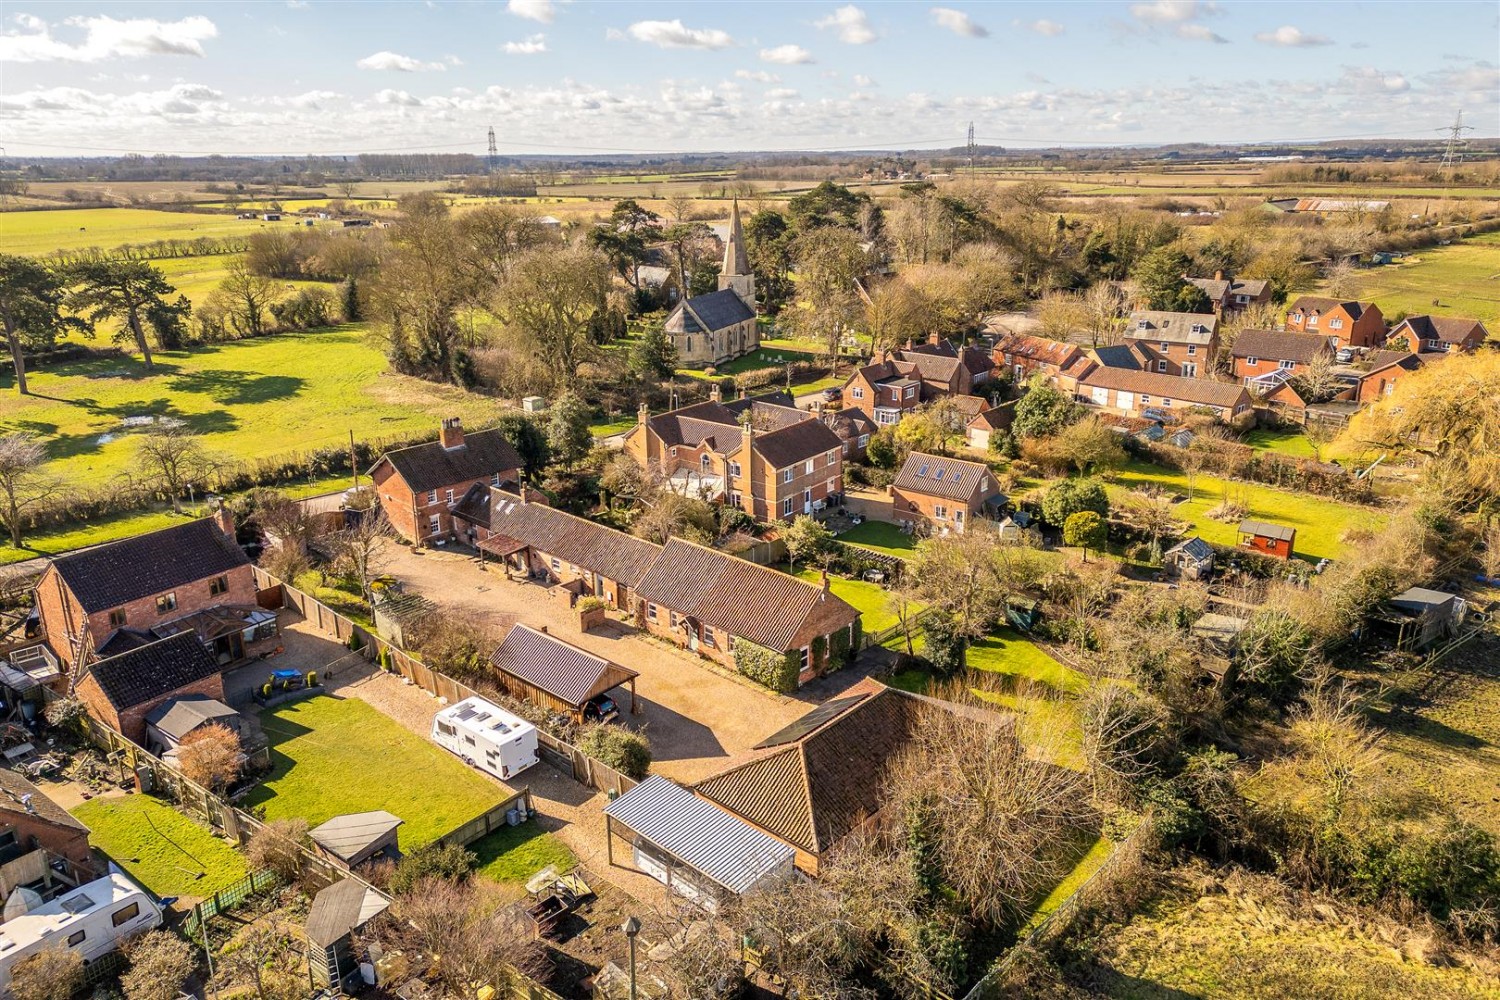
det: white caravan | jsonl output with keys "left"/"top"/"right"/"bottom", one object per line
{"left": 0, "top": 872, "right": 162, "bottom": 991}
{"left": 431, "top": 696, "right": 539, "bottom": 781}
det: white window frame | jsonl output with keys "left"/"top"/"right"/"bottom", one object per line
{"left": 445, "top": 488, "right": 455, "bottom": 503}
{"left": 1186, "top": 344, "right": 1197, "bottom": 356}
{"left": 1157, "top": 360, "right": 1168, "bottom": 373}
{"left": 782, "top": 496, "right": 794, "bottom": 517}
{"left": 1278, "top": 358, "right": 1295, "bottom": 370}
{"left": 934, "top": 505, "right": 947, "bottom": 520}
{"left": 800, "top": 646, "right": 810, "bottom": 671}
{"left": 491, "top": 472, "right": 501, "bottom": 486}
{"left": 852, "top": 386, "right": 865, "bottom": 400}
{"left": 428, "top": 514, "right": 442, "bottom": 535}
{"left": 826, "top": 450, "right": 837, "bottom": 466}
{"left": 728, "top": 461, "right": 741, "bottom": 477}
{"left": 804, "top": 459, "right": 814, "bottom": 475}
{"left": 783, "top": 468, "right": 794, "bottom": 484}
{"left": 647, "top": 603, "right": 658, "bottom": 623}
{"left": 427, "top": 489, "right": 439, "bottom": 505}
{"left": 1246, "top": 356, "right": 1258, "bottom": 366}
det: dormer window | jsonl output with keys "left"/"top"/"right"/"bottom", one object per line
{"left": 1307, "top": 315, "right": 1319, "bottom": 327}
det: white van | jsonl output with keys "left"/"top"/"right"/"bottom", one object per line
{"left": 431, "top": 696, "right": 539, "bottom": 781}
{"left": 0, "top": 872, "right": 162, "bottom": 990}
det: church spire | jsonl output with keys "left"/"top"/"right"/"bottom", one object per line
{"left": 722, "top": 199, "right": 749, "bottom": 277}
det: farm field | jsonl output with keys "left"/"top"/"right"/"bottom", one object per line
{"left": 152, "top": 254, "right": 329, "bottom": 309}
{"left": 0, "top": 206, "right": 294, "bottom": 256}
{"left": 0, "top": 324, "right": 498, "bottom": 487}
{"left": 246, "top": 695, "right": 504, "bottom": 850}
{"left": 73, "top": 794, "right": 249, "bottom": 900}
{"left": 1318, "top": 231, "right": 1500, "bottom": 327}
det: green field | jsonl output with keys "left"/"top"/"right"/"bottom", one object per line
{"left": 1242, "top": 427, "right": 1317, "bottom": 459}
{"left": 148, "top": 254, "right": 327, "bottom": 309}
{"left": 246, "top": 695, "right": 505, "bottom": 850}
{"left": 0, "top": 206, "right": 297, "bottom": 256}
{"left": 1323, "top": 232, "right": 1500, "bottom": 327}
{"left": 836, "top": 520, "right": 916, "bottom": 559}
{"left": 72, "top": 794, "right": 248, "bottom": 900}
{"left": 0, "top": 325, "right": 498, "bottom": 487}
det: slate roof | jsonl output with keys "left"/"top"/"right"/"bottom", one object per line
{"left": 0, "top": 768, "right": 88, "bottom": 833}
{"left": 371, "top": 428, "right": 522, "bottom": 494}
{"left": 144, "top": 694, "right": 239, "bottom": 741}
{"left": 490, "top": 624, "right": 637, "bottom": 708}
{"left": 892, "top": 451, "right": 996, "bottom": 503}
{"left": 635, "top": 538, "right": 859, "bottom": 653}
{"left": 50, "top": 517, "right": 249, "bottom": 615}
{"left": 1090, "top": 344, "right": 1149, "bottom": 370}
{"left": 1361, "top": 350, "right": 1424, "bottom": 375}
{"left": 1392, "top": 314, "right": 1487, "bottom": 345}
{"left": 1239, "top": 519, "right": 1296, "bottom": 542}
{"left": 453, "top": 487, "right": 662, "bottom": 589}
{"left": 85, "top": 632, "right": 221, "bottom": 712}
{"left": 1125, "top": 311, "right": 1218, "bottom": 345}
{"left": 1287, "top": 296, "right": 1375, "bottom": 321}
{"left": 1187, "top": 275, "right": 1269, "bottom": 302}
{"left": 1077, "top": 367, "right": 1250, "bottom": 408}
{"left": 666, "top": 289, "right": 755, "bottom": 334}
{"left": 898, "top": 350, "right": 964, "bottom": 386}
{"left": 641, "top": 397, "right": 839, "bottom": 470}
{"left": 1231, "top": 328, "right": 1331, "bottom": 364}
{"left": 992, "top": 332, "right": 1082, "bottom": 369}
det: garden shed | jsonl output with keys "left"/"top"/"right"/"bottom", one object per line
{"left": 1238, "top": 519, "right": 1296, "bottom": 560}
{"left": 309, "top": 811, "right": 403, "bottom": 868}
{"left": 306, "top": 877, "right": 389, "bottom": 989}
{"left": 1164, "top": 537, "right": 1215, "bottom": 580}
{"left": 1376, "top": 587, "right": 1467, "bottom": 651}
{"left": 488, "top": 624, "right": 638, "bottom": 722}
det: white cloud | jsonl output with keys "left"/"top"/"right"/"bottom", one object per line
{"left": 0, "top": 14, "right": 217, "bottom": 62}
{"left": 507, "top": 0, "right": 554, "bottom": 23}
{"left": 504, "top": 34, "right": 547, "bottom": 55}
{"left": 1130, "top": 1, "right": 1213, "bottom": 24}
{"left": 285, "top": 0, "right": 309, "bottom": 8}
{"left": 374, "top": 88, "right": 423, "bottom": 106}
{"left": 760, "top": 43, "right": 813, "bottom": 64}
{"left": 765, "top": 88, "right": 800, "bottom": 100}
{"left": 288, "top": 90, "right": 341, "bottom": 108}
{"left": 1340, "top": 66, "right": 1410, "bottom": 94}
{"left": 735, "top": 69, "right": 780, "bottom": 83}
{"left": 931, "top": 7, "right": 987, "bottom": 38}
{"left": 1019, "top": 19, "right": 1064, "bottom": 37}
{"left": 1255, "top": 25, "right": 1332, "bottom": 47}
{"left": 853, "top": 73, "right": 874, "bottom": 86}
{"left": 356, "top": 50, "right": 447, "bottom": 71}
{"left": 815, "top": 5, "right": 876, "bottom": 44}
{"left": 1177, "top": 24, "right": 1228, "bottom": 43}
{"left": 626, "top": 19, "right": 732, "bottom": 50}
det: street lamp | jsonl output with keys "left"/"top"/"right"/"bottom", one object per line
{"left": 621, "top": 916, "right": 641, "bottom": 1000}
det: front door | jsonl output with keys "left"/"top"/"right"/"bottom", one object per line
{"left": 803, "top": 488, "right": 812, "bottom": 514}
{"left": 687, "top": 620, "right": 700, "bottom": 652}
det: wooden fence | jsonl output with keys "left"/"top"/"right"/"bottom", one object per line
{"left": 432, "top": 788, "right": 536, "bottom": 851}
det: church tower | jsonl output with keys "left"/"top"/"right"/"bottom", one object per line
{"left": 718, "top": 199, "right": 756, "bottom": 311}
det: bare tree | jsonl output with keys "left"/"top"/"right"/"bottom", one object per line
{"left": 330, "top": 504, "right": 392, "bottom": 606}
{"left": 1080, "top": 683, "right": 1167, "bottom": 803}
{"left": 176, "top": 723, "right": 241, "bottom": 792}
{"left": 0, "top": 432, "right": 59, "bottom": 548}
{"left": 134, "top": 423, "right": 212, "bottom": 513}
{"left": 246, "top": 817, "right": 309, "bottom": 884}
{"left": 1482, "top": 522, "right": 1500, "bottom": 583}
{"left": 121, "top": 929, "right": 196, "bottom": 1000}
{"left": 1082, "top": 281, "right": 1126, "bottom": 347}
{"left": 393, "top": 877, "right": 546, "bottom": 997}
{"left": 9, "top": 946, "right": 84, "bottom": 1000}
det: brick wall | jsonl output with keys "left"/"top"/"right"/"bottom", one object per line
{"left": 373, "top": 464, "right": 511, "bottom": 543}
{"left": 76, "top": 671, "right": 227, "bottom": 746}
{"left": 890, "top": 488, "right": 982, "bottom": 533}
{"left": 0, "top": 812, "right": 94, "bottom": 878}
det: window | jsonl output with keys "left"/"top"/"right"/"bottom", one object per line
{"left": 1427, "top": 339, "right": 1442, "bottom": 351}
{"left": 826, "top": 478, "right": 837, "bottom": 494}
{"left": 1306, "top": 314, "right": 1319, "bottom": 327}
{"left": 858, "top": 434, "right": 870, "bottom": 447}
{"left": 1162, "top": 398, "right": 1173, "bottom": 407}
{"left": 703, "top": 629, "right": 716, "bottom": 648}
{"left": 67, "top": 931, "right": 86, "bottom": 947}
{"left": 1246, "top": 356, "right": 1258, "bottom": 366}
{"left": 155, "top": 593, "right": 177, "bottom": 615}
{"left": 701, "top": 454, "right": 711, "bottom": 472}
{"left": 209, "top": 575, "right": 229, "bottom": 596}
{"left": 550, "top": 557, "right": 561, "bottom": 572}
{"left": 445, "top": 488, "right": 455, "bottom": 503}
{"left": 955, "top": 510, "right": 965, "bottom": 524}
{"left": 1140, "top": 395, "right": 1151, "bottom": 405}
{"left": 1187, "top": 344, "right": 1197, "bottom": 356}
{"left": 111, "top": 903, "right": 140, "bottom": 927}
{"left": 428, "top": 490, "right": 439, "bottom": 505}
{"left": 1157, "top": 360, "right": 1168, "bottom": 373}
{"left": 827, "top": 450, "right": 837, "bottom": 466}
{"left": 437, "top": 721, "right": 456, "bottom": 737}
{"left": 783, "top": 468, "right": 793, "bottom": 484}
{"left": 934, "top": 505, "right": 948, "bottom": 520}
{"left": 108, "top": 609, "right": 128, "bottom": 628}
{"left": 671, "top": 447, "right": 678, "bottom": 457}
{"left": 852, "top": 386, "right": 865, "bottom": 400}
{"left": 804, "top": 459, "right": 814, "bottom": 475}
{"left": 728, "top": 461, "right": 741, "bottom": 478}
{"left": 904, "top": 386, "right": 916, "bottom": 399}
{"left": 1183, "top": 363, "right": 1197, "bottom": 378}
{"left": 428, "top": 514, "right": 441, "bottom": 535}
{"left": 1278, "top": 359, "right": 1295, "bottom": 370}
{"left": 647, "top": 604, "right": 658, "bottom": 623}
{"left": 492, "top": 472, "right": 502, "bottom": 486}
{"left": 782, "top": 497, "right": 794, "bottom": 517}
{"left": 1328, "top": 317, "right": 1343, "bottom": 330}
{"left": 800, "top": 646, "right": 810, "bottom": 671}
{"left": 669, "top": 611, "right": 678, "bottom": 628}
{"left": 729, "top": 492, "right": 742, "bottom": 508}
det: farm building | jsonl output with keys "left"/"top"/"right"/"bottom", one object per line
{"left": 1238, "top": 519, "right": 1296, "bottom": 560}
{"left": 489, "top": 624, "right": 638, "bottom": 724}
{"left": 309, "top": 811, "right": 404, "bottom": 868}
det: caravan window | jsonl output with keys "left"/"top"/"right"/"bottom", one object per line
{"left": 437, "top": 722, "right": 456, "bottom": 737}
{"left": 111, "top": 903, "right": 140, "bottom": 927}
{"left": 463, "top": 735, "right": 476, "bottom": 747}
{"left": 67, "top": 930, "right": 86, "bottom": 946}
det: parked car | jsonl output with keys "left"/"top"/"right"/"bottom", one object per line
{"left": 583, "top": 693, "right": 620, "bottom": 724}
{"left": 1335, "top": 348, "right": 1355, "bottom": 363}
{"left": 821, "top": 386, "right": 841, "bottom": 402}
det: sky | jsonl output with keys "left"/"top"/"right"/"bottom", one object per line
{"left": 2, "top": 1, "right": 1497, "bottom": 157}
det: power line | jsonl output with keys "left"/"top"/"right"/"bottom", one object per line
{"left": 966, "top": 122, "right": 975, "bottom": 175}
{"left": 1439, "top": 109, "right": 1474, "bottom": 176}
{"left": 486, "top": 125, "right": 498, "bottom": 172}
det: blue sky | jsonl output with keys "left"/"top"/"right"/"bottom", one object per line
{"left": 2, "top": 1, "right": 1496, "bottom": 156}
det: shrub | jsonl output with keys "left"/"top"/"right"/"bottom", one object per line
{"left": 9, "top": 947, "right": 83, "bottom": 1000}
{"left": 734, "top": 640, "right": 800, "bottom": 693}
{"left": 578, "top": 725, "right": 652, "bottom": 780}
{"left": 576, "top": 595, "right": 608, "bottom": 613}
{"left": 923, "top": 615, "right": 967, "bottom": 678}
{"left": 388, "top": 842, "right": 477, "bottom": 896}
{"left": 1340, "top": 820, "right": 1500, "bottom": 920}
{"left": 245, "top": 817, "right": 309, "bottom": 884}
{"left": 122, "top": 929, "right": 197, "bottom": 1000}
{"left": 1041, "top": 477, "right": 1109, "bottom": 527}
{"left": 43, "top": 697, "right": 89, "bottom": 738}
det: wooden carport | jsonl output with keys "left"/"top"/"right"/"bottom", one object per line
{"left": 489, "top": 623, "right": 639, "bottom": 722}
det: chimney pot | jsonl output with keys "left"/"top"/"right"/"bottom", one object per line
{"left": 1214, "top": 269, "right": 1225, "bottom": 282}
{"left": 928, "top": 331, "right": 940, "bottom": 346}
{"left": 820, "top": 568, "right": 830, "bottom": 595}
{"left": 439, "top": 417, "right": 465, "bottom": 451}
{"left": 538, "top": 624, "right": 548, "bottom": 634}
{"left": 212, "top": 503, "right": 235, "bottom": 541}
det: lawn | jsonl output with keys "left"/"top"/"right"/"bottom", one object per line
{"left": 1110, "top": 459, "right": 1381, "bottom": 563}
{"left": 72, "top": 794, "right": 248, "bottom": 900}
{"left": 469, "top": 823, "right": 576, "bottom": 883}
{"left": 246, "top": 695, "right": 504, "bottom": 850}
{"left": 836, "top": 520, "right": 916, "bottom": 559}
{"left": 0, "top": 324, "right": 500, "bottom": 487}
{"left": 0, "top": 206, "right": 297, "bottom": 257}
{"left": 794, "top": 568, "right": 903, "bottom": 633}
{"left": 677, "top": 346, "right": 817, "bottom": 377}
{"left": 589, "top": 416, "right": 638, "bottom": 438}
{"left": 1019, "top": 833, "right": 1113, "bottom": 936}
{"left": 1320, "top": 231, "right": 1500, "bottom": 328}
{"left": 1242, "top": 427, "right": 1316, "bottom": 459}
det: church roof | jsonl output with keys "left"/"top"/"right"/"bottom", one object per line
{"left": 667, "top": 289, "right": 755, "bottom": 334}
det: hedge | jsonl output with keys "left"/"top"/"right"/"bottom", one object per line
{"left": 735, "top": 640, "right": 800, "bottom": 694}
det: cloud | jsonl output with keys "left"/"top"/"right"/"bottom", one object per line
{"left": 374, "top": 88, "right": 424, "bottom": 106}
{"left": 285, "top": 0, "right": 309, "bottom": 8}
{"left": 1129, "top": 1, "right": 1215, "bottom": 24}
{"left": 1176, "top": 23, "right": 1228, "bottom": 43}
{"left": 815, "top": 5, "right": 876, "bottom": 44}
{"left": 1255, "top": 25, "right": 1332, "bottom": 47}
{"left": 931, "top": 7, "right": 987, "bottom": 38}
{"left": 853, "top": 73, "right": 874, "bottom": 86}
{"left": 288, "top": 90, "right": 341, "bottom": 109}
{"left": 735, "top": 69, "right": 780, "bottom": 83}
{"left": 504, "top": 34, "right": 547, "bottom": 55}
{"left": 625, "top": 19, "right": 732, "bottom": 49}
{"left": 1340, "top": 65, "right": 1410, "bottom": 94}
{"left": 356, "top": 50, "right": 446, "bottom": 71}
{"left": 0, "top": 14, "right": 217, "bottom": 62}
{"left": 760, "top": 43, "right": 813, "bottom": 64}
{"left": 507, "top": 0, "right": 554, "bottom": 22}
{"left": 1019, "top": 19, "right": 1064, "bottom": 36}
{"left": 765, "top": 88, "right": 800, "bottom": 100}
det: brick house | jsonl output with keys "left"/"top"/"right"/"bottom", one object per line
{"left": 890, "top": 451, "right": 1003, "bottom": 534}
{"left": 1186, "top": 273, "right": 1272, "bottom": 314}
{"left": 818, "top": 405, "right": 877, "bottom": 461}
{"left": 368, "top": 418, "right": 523, "bottom": 543}
{"left": 36, "top": 512, "right": 258, "bottom": 674}
{"left": 840, "top": 359, "right": 924, "bottom": 427}
{"left": 1231, "top": 328, "right": 1334, "bottom": 384}
{"left": 1344, "top": 350, "right": 1426, "bottom": 403}
{"left": 1285, "top": 297, "right": 1386, "bottom": 349}
{"left": 991, "top": 332, "right": 1083, "bottom": 385}
{"left": 622, "top": 391, "right": 845, "bottom": 521}
{"left": 966, "top": 404, "right": 1013, "bottom": 451}
{"left": 1386, "top": 315, "right": 1488, "bottom": 354}
{"left": 1075, "top": 366, "right": 1253, "bottom": 421}
{"left": 633, "top": 538, "right": 860, "bottom": 686}
{"left": 1238, "top": 519, "right": 1296, "bottom": 561}
{"left": 0, "top": 769, "right": 98, "bottom": 893}
{"left": 74, "top": 632, "right": 227, "bottom": 745}
{"left": 1123, "top": 311, "right": 1218, "bottom": 378}
{"left": 839, "top": 338, "right": 986, "bottom": 427}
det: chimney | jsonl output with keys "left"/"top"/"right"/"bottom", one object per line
{"left": 439, "top": 417, "right": 465, "bottom": 451}
{"left": 211, "top": 501, "right": 235, "bottom": 541}
{"left": 637, "top": 402, "right": 650, "bottom": 425}
{"left": 1214, "top": 269, "right": 1225, "bottom": 282}
{"left": 875, "top": 347, "right": 887, "bottom": 365}
{"left": 538, "top": 624, "right": 548, "bottom": 634}
{"left": 928, "top": 331, "right": 941, "bottom": 346}
{"left": 709, "top": 382, "right": 722, "bottom": 403}
{"left": 904, "top": 337, "right": 914, "bottom": 351}
{"left": 820, "top": 568, "right": 829, "bottom": 599}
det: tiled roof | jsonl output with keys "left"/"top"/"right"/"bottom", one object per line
{"left": 822, "top": 407, "right": 876, "bottom": 439}
{"left": 892, "top": 451, "right": 995, "bottom": 503}
{"left": 666, "top": 288, "right": 755, "bottom": 334}
{"left": 143, "top": 694, "right": 238, "bottom": 741}
{"left": 1078, "top": 367, "right": 1249, "bottom": 408}
{"left": 1287, "top": 296, "right": 1375, "bottom": 321}
{"left": 969, "top": 406, "right": 1009, "bottom": 430}
{"left": 636, "top": 538, "right": 858, "bottom": 653}
{"left": 644, "top": 397, "right": 806, "bottom": 454}
{"left": 1124, "top": 310, "right": 1218, "bottom": 345}
{"left": 949, "top": 395, "right": 988, "bottom": 418}
{"left": 1231, "top": 328, "right": 1331, "bottom": 364}
{"left": 50, "top": 517, "right": 249, "bottom": 615}
{"left": 897, "top": 350, "right": 964, "bottom": 385}
{"left": 993, "top": 332, "right": 1082, "bottom": 368}
{"left": 1362, "top": 350, "right": 1424, "bottom": 374}
{"left": 372, "top": 428, "right": 522, "bottom": 494}
{"left": 454, "top": 487, "right": 662, "bottom": 588}
{"left": 1393, "top": 314, "right": 1486, "bottom": 344}
{"left": 960, "top": 345, "right": 995, "bottom": 377}
{"left": 86, "top": 632, "right": 221, "bottom": 711}
{"left": 753, "top": 419, "right": 843, "bottom": 470}
{"left": 0, "top": 768, "right": 88, "bottom": 833}
{"left": 490, "top": 624, "right": 637, "bottom": 708}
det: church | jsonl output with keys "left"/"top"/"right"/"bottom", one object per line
{"left": 663, "top": 201, "right": 759, "bottom": 367}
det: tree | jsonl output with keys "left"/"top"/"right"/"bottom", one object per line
{"left": 393, "top": 877, "right": 546, "bottom": 997}
{"left": 9, "top": 946, "right": 84, "bottom": 1000}
{"left": 1063, "top": 510, "right": 1106, "bottom": 561}
{"left": 1056, "top": 416, "right": 1126, "bottom": 475}
{"left": 1035, "top": 290, "right": 1088, "bottom": 340}
{"left": 0, "top": 254, "right": 86, "bottom": 396}
{"left": 588, "top": 199, "right": 661, "bottom": 290}
{"left": 177, "top": 722, "right": 241, "bottom": 792}
{"left": 744, "top": 209, "right": 794, "bottom": 313}
{"left": 923, "top": 614, "right": 967, "bottom": 677}
{"left": 547, "top": 390, "right": 593, "bottom": 468}
{"left": 789, "top": 227, "right": 866, "bottom": 358}
{"left": 372, "top": 193, "right": 479, "bottom": 386}
{"left": 1081, "top": 281, "right": 1126, "bottom": 347}
{"left": 1288, "top": 354, "right": 1345, "bottom": 405}
{"left": 631, "top": 492, "right": 716, "bottom": 545}
{"left": 906, "top": 528, "right": 1036, "bottom": 639}
{"left": 330, "top": 504, "right": 392, "bottom": 606}
{"left": 1041, "top": 476, "right": 1109, "bottom": 527}
{"left": 122, "top": 929, "right": 196, "bottom": 1000}
{"left": 135, "top": 423, "right": 211, "bottom": 513}
{"left": 861, "top": 277, "right": 930, "bottom": 354}
{"left": 496, "top": 244, "right": 611, "bottom": 391}
{"left": 495, "top": 413, "right": 550, "bottom": 481}
{"left": 245, "top": 817, "right": 309, "bottom": 884}
{"left": 1133, "top": 245, "right": 1212, "bottom": 313}
{"left": 215, "top": 257, "right": 278, "bottom": 339}
{"left": 628, "top": 325, "right": 678, "bottom": 380}
{"left": 1080, "top": 684, "right": 1167, "bottom": 803}
{"left": 783, "top": 515, "right": 834, "bottom": 572}
{"left": 788, "top": 180, "right": 869, "bottom": 231}
{"left": 1012, "top": 376, "right": 1083, "bottom": 439}
{"left": 894, "top": 397, "right": 967, "bottom": 456}
{"left": 661, "top": 221, "right": 720, "bottom": 296}
{"left": 0, "top": 433, "right": 58, "bottom": 548}
{"left": 1127, "top": 490, "right": 1180, "bottom": 563}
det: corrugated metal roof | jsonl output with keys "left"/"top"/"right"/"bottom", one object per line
{"left": 309, "top": 811, "right": 403, "bottom": 862}
{"left": 490, "top": 624, "right": 637, "bottom": 708}
{"left": 603, "top": 775, "right": 794, "bottom": 894}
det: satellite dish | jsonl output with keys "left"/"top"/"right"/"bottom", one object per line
{"left": 4, "top": 886, "right": 42, "bottom": 920}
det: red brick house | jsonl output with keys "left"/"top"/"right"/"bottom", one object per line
{"left": 890, "top": 452, "right": 1003, "bottom": 534}
{"left": 1123, "top": 310, "right": 1218, "bottom": 378}
{"left": 36, "top": 512, "right": 259, "bottom": 673}
{"left": 1074, "top": 365, "right": 1253, "bottom": 421}
{"left": 1231, "top": 328, "right": 1334, "bottom": 385}
{"left": 74, "top": 632, "right": 228, "bottom": 745}
{"left": 369, "top": 418, "right": 523, "bottom": 543}
{"left": 0, "top": 769, "right": 98, "bottom": 893}
{"left": 633, "top": 538, "right": 860, "bottom": 687}
{"left": 1345, "top": 350, "right": 1426, "bottom": 403}
{"left": 1386, "top": 315, "right": 1488, "bottom": 355}
{"left": 1186, "top": 273, "right": 1273, "bottom": 314}
{"left": 819, "top": 405, "right": 877, "bottom": 461}
{"left": 840, "top": 339, "right": 985, "bottom": 426}
{"left": 1238, "top": 519, "right": 1296, "bottom": 560}
{"left": 991, "top": 332, "right": 1083, "bottom": 384}
{"left": 1285, "top": 297, "right": 1386, "bottom": 349}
